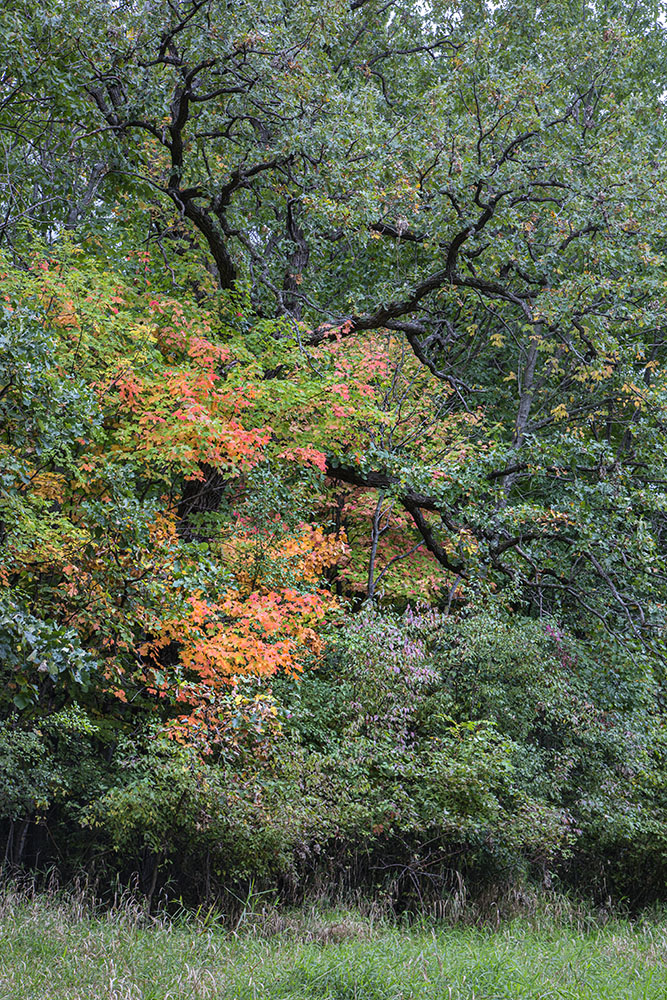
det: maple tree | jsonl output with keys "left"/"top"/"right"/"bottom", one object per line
{"left": 0, "top": 247, "right": 345, "bottom": 747}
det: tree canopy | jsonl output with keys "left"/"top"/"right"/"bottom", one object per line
{"left": 2, "top": 0, "right": 667, "bottom": 907}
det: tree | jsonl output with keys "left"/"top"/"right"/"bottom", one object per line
{"left": 4, "top": 0, "right": 667, "bottom": 904}
{"left": 0, "top": 247, "right": 343, "bottom": 745}
{"left": 1, "top": 0, "right": 666, "bottom": 648}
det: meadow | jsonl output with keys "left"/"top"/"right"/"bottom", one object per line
{"left": 1, "top": 886, "right": 666, "bottom": 1000}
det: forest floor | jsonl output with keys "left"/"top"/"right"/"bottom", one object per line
{"left": 1, "top": 886, "right": 667, "bottom": 999}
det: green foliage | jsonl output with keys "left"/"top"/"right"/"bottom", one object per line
{"left": 0, "top": 601, "right": 97, "bottom": 711}
{"left": 0, "top": 724, "right": 59, "bottom": 822}
{"left": 3, "top": 0, "right": 667, "bottom": 909}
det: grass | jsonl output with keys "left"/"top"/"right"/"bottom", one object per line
{"left": 1, "top": 884, "right": 667, "bottom": 999}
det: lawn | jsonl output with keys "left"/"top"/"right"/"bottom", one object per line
{"left": 1, "top": 888, "right": 666, "bottom": 999}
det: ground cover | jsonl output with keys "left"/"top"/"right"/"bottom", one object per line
{"left": 1, "top": 889, "right": 666, "bottom": 1000}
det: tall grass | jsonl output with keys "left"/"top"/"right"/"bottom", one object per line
{"left": 1, "top": 878, "right": 667, "bottom": 999}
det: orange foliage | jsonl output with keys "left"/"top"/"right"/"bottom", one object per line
{"left": 113, "top": 365, "right": 271, "bottom": 476}
{"left": 0, "top": 253, "right": 355, "bottom": 747}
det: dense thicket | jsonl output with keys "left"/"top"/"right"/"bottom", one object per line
{"left": 2, "top": 0, "right": 667, "bottom": 909}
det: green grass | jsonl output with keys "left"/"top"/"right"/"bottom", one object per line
{"left": 1, "top": 888, "right": 667, "bottom": 999}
